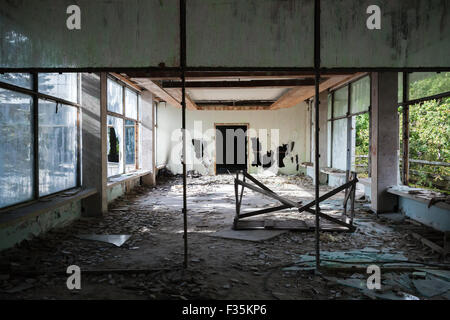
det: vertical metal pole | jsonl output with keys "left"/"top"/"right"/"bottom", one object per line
{"left": 180, "top": 0, "right": 188, "bottom": 269}
{"left": 32, "top": 73, "right": 39, "bottom": 200}
{"left": 402, "top": 72, "right": 409, "bottom": 186}
{"left": 344, "top": 85, "right": 352, "bottom": 216}
{"left": 314, "top": 0, "right": 321, "bottom": 270}
{"left": 77, "top": 73, "right": 82, "bottom": 188}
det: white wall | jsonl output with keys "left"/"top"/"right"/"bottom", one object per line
{"left": 157, "top": 102, "right": 311, "bottom": 175}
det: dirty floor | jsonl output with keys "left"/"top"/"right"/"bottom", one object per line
{"left": 0, "top": 174, "right": 448, "bottom": 300}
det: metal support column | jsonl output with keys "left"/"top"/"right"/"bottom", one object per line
{"left": 314, "top": 0, "right": 321, "bottom": 270}
{"left": 402, "top": 72, "right": 409, "bottom": 185}
{"left": 180, "top": 0, "right": 188, "bottom": 269}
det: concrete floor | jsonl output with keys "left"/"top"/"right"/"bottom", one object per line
{"left": 0, "top": 174, "right": 447, "bottom": 300}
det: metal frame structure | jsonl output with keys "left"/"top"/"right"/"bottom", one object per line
{"left": 232, "top": 171, "right": 357, "bottom": 233}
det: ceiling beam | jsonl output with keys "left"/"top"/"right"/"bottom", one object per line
{"left": 110, "top": 73, "right": 143, "bottom": 92}
{"left": 130, "top": 78, "right": 197, "bottom": 110}
{"left": 196, "top": 105, "right": 271, "bottom": 111}
{"left": 270, "top": 73, "right": 364, "bottom": 110}
{"left": 165, "top": 88, "right": 199, "bottom": 110}
{"left": 161, "top": 79, "right": 316, "bottom": 88}
{"left": 196, "top": 100, "right": 274, "bottom": 107}
{"left": 125, "top": 71, "right": 353, "bottom": 80}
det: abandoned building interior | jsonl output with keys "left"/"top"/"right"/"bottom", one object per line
{"left": 0, "top": 0, "right": 449, "bottom": 301}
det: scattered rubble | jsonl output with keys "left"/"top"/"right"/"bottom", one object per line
{"left": 0, "top": 174, "right": 448, "bottom": 300}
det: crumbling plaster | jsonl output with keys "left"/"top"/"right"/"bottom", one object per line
{"left": 156, "top": 101, "right": 311, "bottom": 176}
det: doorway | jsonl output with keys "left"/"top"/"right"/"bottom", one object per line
{"left": 215, "top": 124, "right": 248, "bottom": 174}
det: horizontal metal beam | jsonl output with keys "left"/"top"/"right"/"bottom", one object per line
{"left": 162, "top": 79, "right": 316, "bottom": 88}
{"left": 196, "top": 100, "right": 274, "bottom": 107}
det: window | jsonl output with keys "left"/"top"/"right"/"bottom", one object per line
{"left": 107, "top": 78, "right": 123, "bottom": 114}
{"left": 38, "top": 73, "right": 78, "bottom": 103}
{"left": 399, "top": 72, "right": 450, "bottom": 192}
{"left": 39, "top": 100, "right": 78, "bottom": 196}
{"left": 107, "top": 77, "right": 141, "bottom": 177}
{"left": 0, "top": 73, "right": 31, "bottom": 89}
{"left": 0, "top": 73, "right": 80, "bottom": 209}
{"left": 327, "top": 76, "right": 371, "bottom": 176}
{"left": 0, "top": 89, "right": 34, "bottom": 208}
{"left": 107, "top": 115, "right": 124, "bottom": 176}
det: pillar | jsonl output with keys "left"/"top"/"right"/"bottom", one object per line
{"left": 370, "top": 72, "right": 399, "bottom": 213}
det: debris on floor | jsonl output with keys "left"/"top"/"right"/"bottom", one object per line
{"left": 210, "top": 229, "right": 287, "bottom": 242}
{"left": 76, "top": 234, "right": 132, "bottom": 247}
{"left": 0, "top": 174, "right": 448, "bottom": 300}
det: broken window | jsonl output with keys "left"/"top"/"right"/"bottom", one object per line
{"left": 107, "top": 116, "right": 124, "bottom": 177}
{"left": 399, "top": 72, "right": 450, "bottom": 191}
{"left": 38, "top": 100, "right": 78, "bottom": 196}
{"left": 0, "top": 88, "right": 34, "bottom": 208}
{"left": 106, "top": 76, "right": 141, "bottom": 177}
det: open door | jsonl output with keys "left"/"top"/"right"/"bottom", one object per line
{"left": 215, "top": 125, "right": 248, "bottom": 174}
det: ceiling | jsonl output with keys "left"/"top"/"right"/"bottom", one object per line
{"left": 120, "top": 71, "right": 364, "bottom": 111}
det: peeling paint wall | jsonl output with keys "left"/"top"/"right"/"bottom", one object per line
{"left": 106, "top": 176, "right": 141, "bottom": 204}
{"left": 0, "top": 201, "right": 81, "bottom": 251}
{"left": 157, "top": 102, "right": 310, "bottom": 176}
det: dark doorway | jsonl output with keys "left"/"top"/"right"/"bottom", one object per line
{"left": 216, "top": 125, "right": 248, "bottom": 174}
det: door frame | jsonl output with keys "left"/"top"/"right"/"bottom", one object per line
{"left": 214, "top": 123, "right": 250, "bottom": 175}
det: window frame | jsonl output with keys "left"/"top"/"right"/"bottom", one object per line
{"left": 106, "top": 75, "right": 141, "bottom": 179}
{"left": 326, "top": 75, "right": 372, "bottom": 175}
{"left": 0, "top": 72, "right": 81, "bottom": 211}
{"left": 398, "top": 72, "right": 450, "bottom": 187}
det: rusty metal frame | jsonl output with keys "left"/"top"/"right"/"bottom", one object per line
{"left": 232, "top": 170, "right": 357, "bottom": 232}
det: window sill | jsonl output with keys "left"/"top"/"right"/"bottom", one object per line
{"left": 0, "top": 188, "right": 97, "bottom": 228}
{"left": 387, "top": 186, "right": 450, "bottom": 211}
{"left": 320, "top": 167, "right": 347, "bottom": 176}
{"left": 107, "top": 169, "right": 152, "bottom": 188}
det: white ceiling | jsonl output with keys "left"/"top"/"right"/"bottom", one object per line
{"left": 187, "top": 87, "right": 290, "bottom": 101}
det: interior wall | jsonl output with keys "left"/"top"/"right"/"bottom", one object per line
{"left": 156, "top": 102, "right": 182, "bottom": 168}
{"left": 157, "top": 102, "right": 310, "bottom": 175}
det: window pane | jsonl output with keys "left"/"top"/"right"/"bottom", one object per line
{"left": 138, "top": 95, "right": 142, "bottom": 121}
{"left": 327, "top": 94, "right": 332, "bottom": 119}
{"left": 398, "top": 72, "right": 403, "bottom": 103}
{"left": 125, "top": 120, "right": 136, "bottom": 172}
{"left": 107, "top": 79, "right": 123, "bottom": 114}
{"left": 125, "top": 88, "right": 138, "bottom": 120}
{"left": 0, "top": 73, "right": 31, "bottom": 89}
{"left": 332, "top": 118, "right": 347, "bottom": 171}
{"left": 408, "top": 72, "right": 450, "bottom": 100}
{"left": 0, "top": 89, "right": 34, "bottom": 208}
{"left": 333, "top": 86, "right": 348, "bottom": 118}
{"left": 39, "top": 100, "right": 77, "bottom": 196}
{"left": 107, "top": 116, "right": 124, "bottom": 177}
{"left": 38, "top": 73, "right": 78, "bottom": 103}
{"left": 350, "top": 76, "right": 370, "bottom": 114}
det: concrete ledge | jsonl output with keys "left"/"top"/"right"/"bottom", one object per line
{"left": 0, "top": 188, "right": 96, "bottom": 251}
{"left": 387, "top": 188, "right": 450, "bottom": 211}
{"left": 387, "top": 187, "right": 450, "bottom": 232}
{"left": 106, "top": 170, "right": 151, "bottom": 203}
{"left": 0, "top": 188, "right": 97, "bottom": 228}
{"left": 107, "top": 170, "right": 151, "bottom": 188}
